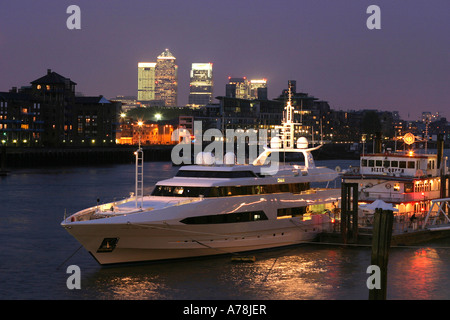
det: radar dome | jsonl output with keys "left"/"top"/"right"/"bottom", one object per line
{"left": 297, "top": 137, "right": 308, "bottom": 149}
{"left": 202, "top": 152, "right": 214, "bottom": 165}
{"left": 271, "top": 137, "right": 281, "bottom": 149}
{"left": 195, "top": 152, "right": 205, "bottom": 165}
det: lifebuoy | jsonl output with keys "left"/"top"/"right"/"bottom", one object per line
{"left": 385, "top": 183, "right": 391, "bottom": 189}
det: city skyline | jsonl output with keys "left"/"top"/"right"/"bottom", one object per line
{"left": 0, "top": 0, "right": 448, "bottom": 121}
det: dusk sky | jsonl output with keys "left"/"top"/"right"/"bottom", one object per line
{"left": 1, "top": 0, "right": 448, "bottom": 120}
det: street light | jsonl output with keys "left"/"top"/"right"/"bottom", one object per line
{"left": 155, "top": 113, "right": 162, "bottom": 121}
{"left": 137, "top": 120, "right": 143, "bottom": 148}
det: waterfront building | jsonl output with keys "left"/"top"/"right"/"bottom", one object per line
{"left": 0, "top": 69, "right": 120, "bottom": 147}
{"left": 0, "top": 88, "right": 43, "bottom": 146}
{"left": 188, "top": 63, "right": 213, "bottom": 107}
{"left": 137, "top": 62, "right": 156, "bottom": 102}
{"left": 72, "top": 95, "right": 121, "bottom": 146}
{"left": 155, "top": 49, "right": 178, "bottom": 107}
{"left": 110, "top": 95, "right": 141, "bottom": 112}
{"left": 116, "top": 119, "right": 176, "bottom": 145}
{"left": 214, "top": 96, "right": 283, "bottom": 132}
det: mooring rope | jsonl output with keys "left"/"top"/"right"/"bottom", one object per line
{"left": 56, "top": 245, "right": 83, "bottom": 270}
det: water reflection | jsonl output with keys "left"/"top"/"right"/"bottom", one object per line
{"left": 3, "top": 161, "right": 450, "bottom": 299}
{"left": 389, "top": 247, "right": 445, "bottom": 299}
{"left": 79, "top": 245, "right": 373, "bottom": 300}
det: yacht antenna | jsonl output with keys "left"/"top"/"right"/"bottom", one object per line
{"left": 320, "top": 118, "right": 323, "bottom": 145}
{"left": 282, "top": 85, "right": 295, "bottom": 149}
{"left": 300, "top": 99, "right": 303, "bottom": 125}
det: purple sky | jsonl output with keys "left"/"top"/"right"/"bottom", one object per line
{"left": 1, "top": 0, "right": 448, "bottom": 120}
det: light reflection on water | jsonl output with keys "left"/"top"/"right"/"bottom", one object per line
{"left": 2, "top": 159, "right": 450, "bottom": 300}
{"left": 388, "top": 247, "right": 448, "bottom": 300}
{"left": 74, "top": 245, "right": 374, "bottom": 300}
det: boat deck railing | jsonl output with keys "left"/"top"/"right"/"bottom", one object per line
{"left": 359, "top": 190, "right": 441, "bottom": 203}
{"left": 358, "top": 210, "right": 449, "bottom": 233}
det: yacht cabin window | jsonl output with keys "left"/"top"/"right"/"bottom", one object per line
{"left": 176, "top": 170, "right": 257, "bottom": 178}
{"left": 180, "top": 210, "right": 268, "bottom": 225}
{"left": 151, "top": 182, "right": 311, "bottom": 197}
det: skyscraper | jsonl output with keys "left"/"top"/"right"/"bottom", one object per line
{"left": 188, "top": 63, "right": 213, "bottom": 107}
{"left": 137, "top": 62, "right": 156, "bottom": 102}
{"left": 155, "top": 49, "right": 178, "bottom": 107}
{"left": 226, "top": 77, "right": 249, "bottom": 99}
{"left": 249, "top": 79, "right": 267, "bottom": 100}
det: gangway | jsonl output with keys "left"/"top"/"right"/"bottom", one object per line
{"left": 423, "top": 197, "right": 450, "bottom": 230}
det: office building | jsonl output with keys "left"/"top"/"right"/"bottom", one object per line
{"left": 155, "top": 49, "right": 178, "bottom": 107}
{"left": 226, "top": 77, "right": 249, "bottom": 99}
{"left": 249, "top": 79, "right": 267, "bottom": 100}
{"left": 188, "top": 63, "right": 213, "bottom": 107}
{"left": 137, "top": 62, "right": 156, "bottom": 102}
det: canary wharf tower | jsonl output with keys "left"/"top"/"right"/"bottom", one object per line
{"left": 155, "top": 49, "right": 178, "bottom": 107}
{"left": 188, "top": 63, "right": 213, "bottom": 107}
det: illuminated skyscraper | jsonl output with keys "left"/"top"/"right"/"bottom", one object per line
{"left": 188, "top": 63, "right": 213, "bottom": 107}
{"left": 155, "top": 49, "right": 178, "bottom": 107}
{"left": 249, "top": 79, "right": 267, "bottom": 100}
{"left": 226, "top": 77, "right": 249, "bottom": 99}
{"left": 137, "top": 62, "right": 156, "bottom": 102}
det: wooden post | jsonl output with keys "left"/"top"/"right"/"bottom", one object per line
{"left": 0, "top": 145, "right": 7, "bottom": 176}
{"left": 369, "top": 209, "right": 394, "bottom": 300}
{"left": 341, "top": 183, "right": 358, "bottom": 244}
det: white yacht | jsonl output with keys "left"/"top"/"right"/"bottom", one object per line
{"left": 61, "top": 92, "right": 341, "bottom": 265}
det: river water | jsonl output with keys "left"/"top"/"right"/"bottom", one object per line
{"left": 1, "top": 157, "right": 450, "bottom": 300}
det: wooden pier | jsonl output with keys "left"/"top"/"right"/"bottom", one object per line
{"left": 320, "top": 226, "right": 450, "bottom": 246}
{"left": 320, "top": 182, "right": 450, "bottom": 246}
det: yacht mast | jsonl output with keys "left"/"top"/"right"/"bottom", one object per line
{"left": 281, "top": 86, "right": 295, "bottom": 149}
{"left": 135, "top": 122, "right": 144, "bottom": 208}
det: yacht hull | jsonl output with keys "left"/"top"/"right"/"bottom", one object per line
{"left": 64, "top": 216, "right": 331, "bottom": 265}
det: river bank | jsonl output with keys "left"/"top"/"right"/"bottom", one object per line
{"left": 1, "top": 142, "right": 363, "bottom": 169}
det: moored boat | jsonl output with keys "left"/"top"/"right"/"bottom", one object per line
{"left": 61, "top": 89, "right": 341, "bottom": 265}
{"left": 342, "top": 133, "right": 449, "bottom": 232}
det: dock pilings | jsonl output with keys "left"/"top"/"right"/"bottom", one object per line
{"left": 340, "top": 182, "right": 359, "bottom": 244}
{"left": 369, "top": 208, "right": 394, "bottom": 300}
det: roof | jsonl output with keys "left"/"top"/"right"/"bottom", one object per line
{"left": 30, "top": 69, "right": 77, "bottom": 85}
{"left": 157, "top": 48, "right": 176, "bottom": 60}
{"left": 0, "top": 91, "right": 32, "bottom": 101}
{"left": 75, "top": 96, "right": 111, "bottom": 104}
